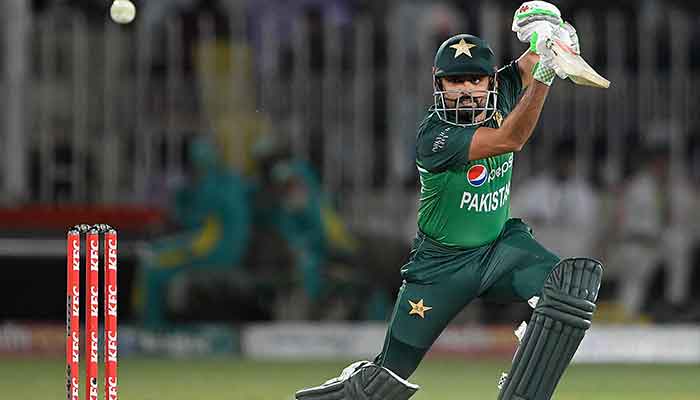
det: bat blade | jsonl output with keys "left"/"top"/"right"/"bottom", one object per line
{"left": 548, "top": 39, "right": 610, "bottom": 89}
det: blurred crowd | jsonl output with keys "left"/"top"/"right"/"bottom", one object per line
{"left": 511, "top": 139, "right": 700, "bottom": 324}
{"left": 132, "top": 134, "right": 401, "bottom": 327}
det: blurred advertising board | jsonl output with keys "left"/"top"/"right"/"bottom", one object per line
{"left": 0, "top": 323, "right": 239, "bottom": 357}
{"left": 241, "top": 323, "right": 700, "bottom": 364}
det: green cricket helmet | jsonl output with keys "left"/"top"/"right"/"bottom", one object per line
{"left": 433, "top": 34, "right": 498, "bottom": 127}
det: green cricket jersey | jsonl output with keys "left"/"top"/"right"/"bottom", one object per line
{"left": 415, "top": 61, "right": 523, "bottom": 248}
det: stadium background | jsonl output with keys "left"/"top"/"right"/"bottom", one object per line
{"left": 1, "top": 0, "right": 699, "bottom": 399}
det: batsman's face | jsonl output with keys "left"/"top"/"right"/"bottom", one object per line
{"left": 439, "top": 75, "right": 490, "bottom": 108}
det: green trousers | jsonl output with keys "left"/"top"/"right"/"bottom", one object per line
{"left": 375, "top": 218, "right": 559, "bottom": 379}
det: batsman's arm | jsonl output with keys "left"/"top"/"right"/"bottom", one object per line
{"left": 468, "top": 79, "right": 549, "bottom": 160}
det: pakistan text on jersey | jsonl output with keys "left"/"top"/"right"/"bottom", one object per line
{"left": 459, "top": 182, "right": 510, "bottom": 213}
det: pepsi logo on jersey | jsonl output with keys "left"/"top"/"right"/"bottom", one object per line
{"left": 467, "top": 165, "right": 488, "bottom": 187}
{"left": 466, "top": 155, "right": 513, "bottom": 188}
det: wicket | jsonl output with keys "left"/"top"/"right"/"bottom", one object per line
{"left": 66, "top": 224, "right": 118, "bottom": 400}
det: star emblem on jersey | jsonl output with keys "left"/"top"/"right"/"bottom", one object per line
{"left": 494, "top": 110, "right": 504, "bottom": 127}
{"left": 450, "top": 39, "right": 477, "bottom": 58}
{"left": 408, "top": 299, "right": 432, "bottom": 318}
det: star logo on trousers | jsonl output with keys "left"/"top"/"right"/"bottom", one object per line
{"left": 408, "top": 299, "right": 432, "bottom": 318}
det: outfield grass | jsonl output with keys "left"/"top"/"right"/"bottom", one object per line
{"left": 4, "top": 357, "right": 699, "bottom": 399}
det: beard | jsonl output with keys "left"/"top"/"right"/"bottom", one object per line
{"left": 445, "top": 95, "right": 487, "bottom": 123}
{"left": 457, "top": 94, "right": 486, "bottom": 108}
{"left": 454, "top": 109, "right": 485, "bottom": 123}
{"left": 444, "top": 92, "right": 487, "bottom": 108}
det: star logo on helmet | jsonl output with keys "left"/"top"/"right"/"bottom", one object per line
{"left": 450, "top": 39, "right": 477, "bottom": 58}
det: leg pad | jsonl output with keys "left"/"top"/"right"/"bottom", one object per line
{"left": 498, "top": 258, "right": 603, "bottom": 400}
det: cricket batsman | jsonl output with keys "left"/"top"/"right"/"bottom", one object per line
{"left": 295, "top": 2, "right": 603, "bottom": 399}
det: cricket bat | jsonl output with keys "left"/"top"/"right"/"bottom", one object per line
{"left": 547, "top": 38, "right": 610, "bottom": 89}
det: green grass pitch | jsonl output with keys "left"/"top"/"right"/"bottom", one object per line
{"left": 3, "top": 357, "right": 699, "bottom": 399}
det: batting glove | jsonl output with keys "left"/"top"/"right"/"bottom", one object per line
{"left": 512, "top": 1, "right": 563, "bottom": 44}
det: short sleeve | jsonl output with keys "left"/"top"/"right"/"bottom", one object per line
{"left": 497, "top": 61, "right": 524, "bottom": 112}
{"left": 416, "top": 118, "right": 475, "bottom": 172}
